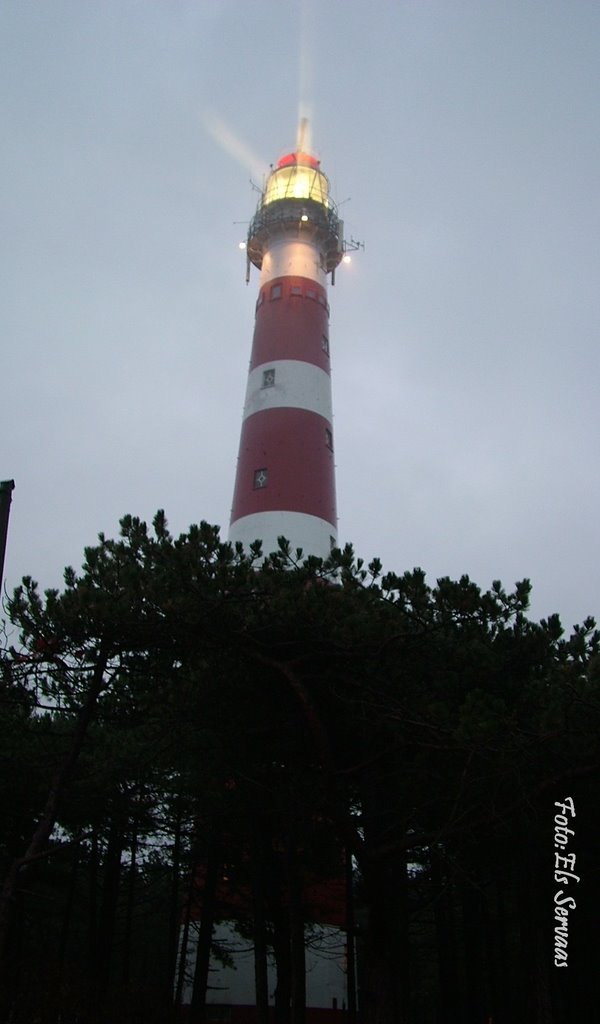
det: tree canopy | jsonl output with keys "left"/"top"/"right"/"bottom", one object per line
{"left": 1, "top": 513, "right": 599, "bottom": 1023}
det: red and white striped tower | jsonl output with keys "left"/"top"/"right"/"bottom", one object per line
{"left": 229, "top": 144, "right": 344, "bottom": 559}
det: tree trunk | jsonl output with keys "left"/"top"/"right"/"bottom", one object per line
{"left": 460, "top": 877, "right": 488, "bottom": 1024}
{"left": 174, "top": 866, "right": 196, "bottom": 1011}
{"left": 345, "top": 849, "right": 358, "bottom": 1024}
{"left": 58, "top": 840, "right": 80, "bottom": 974}
{"left": 167, "top": 798, "right": 184, "bottom": 1002}
{"left": 189, "top": 840, "right": 221, "bottom": 1024}
{"left": 517, "top": 849, "right": 553, "bottom": 1024}
{"left": 358, "top": 764, "right": 411, "bottom": 1024}
{"left": 287, "top": 839, "right": 306, "bottom": 1024}
{"left": 361, "top": 852, "right": 410, "bottom": 1024}
{"left": 252, "top": 828, "right": 270, "bottom": 1024}
{"left": 271, "top": 902, "right": 291, "bottom": 1024}
{"left": 0, "top": 888, "right": 23, "bottom": 1024}
{"left": 121, "top": 822, "right": 138, "bottom": 986}
{"left": 431, "top": 853, "right": 460, "bottom": 1024}
{"left": 95, "top": 814, "right": 125, "bottom": 1004}
{"left": 494, "top": 872, "right": 511, "bottom": 1022}
{"left": 88, "top": 829, "right": 99, "bottom": 982}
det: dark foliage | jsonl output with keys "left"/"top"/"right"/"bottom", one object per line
{"left": 1, "top": 513, "right": 599, "bottom": 1023}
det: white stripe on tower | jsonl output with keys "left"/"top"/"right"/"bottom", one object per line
{"left": 229, "top": 149, "right": 343, "bottom": 560}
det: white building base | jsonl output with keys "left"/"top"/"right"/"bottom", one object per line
{"left": 178, "top": 920, "right": 347, "bottom": 1011}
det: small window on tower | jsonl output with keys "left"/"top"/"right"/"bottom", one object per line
{"left": 271, "top": 284, "right": 282, "bottom": 300}
{"left": 254, "top": 468, "right": 268, "bottom": 489}
{"left": 306, "top": 289, "right": 316, "bottom": 300}
{"left": 291, "top": 285, "right": 302, "bottom": 296}
{"left": 262, "top": 368, "right": 275, "bottom": 388}
{"left": 325, "top": 428, "right": 333, "bottom": 451}
{"left": 321, "top": 335, "right": 329, "bottom": 355}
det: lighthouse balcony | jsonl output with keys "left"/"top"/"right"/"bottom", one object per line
{"left": 247, "top": 198, "right": 343, "bottom": 274}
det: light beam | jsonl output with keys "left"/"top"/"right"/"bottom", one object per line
{"left": 200, "top": 108, "right": 266, "bottom": 181}
{"left": 297, "top": 0, "right": 315, "bottom": 154}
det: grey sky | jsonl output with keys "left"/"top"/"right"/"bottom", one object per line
{"left": 2, "top": 0, "right": 599, "bottom": 630}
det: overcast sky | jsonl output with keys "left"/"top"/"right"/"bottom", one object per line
{"left": 2, "top": 0, "right": 599, "bottom": 631}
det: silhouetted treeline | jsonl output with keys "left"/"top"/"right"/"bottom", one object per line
{"left": 1, "top": 513, "right": 599, "bottom": 1023}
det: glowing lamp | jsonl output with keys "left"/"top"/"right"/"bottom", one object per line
{"left": 263, "top": 151, "right": 330, "bottom": 209}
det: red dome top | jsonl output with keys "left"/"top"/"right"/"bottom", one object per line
{"left": 276, "top": 151, "right": 320, "bottom": 170}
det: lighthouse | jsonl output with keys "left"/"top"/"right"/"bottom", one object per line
{"left": 229, "top": 142, "right": 345, "bottom": 559}
{"left": 176, "top": 137, "right": 357, "bottom": 1021}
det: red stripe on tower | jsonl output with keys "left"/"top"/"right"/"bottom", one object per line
{"left": 229, "top": 148, "right": 345, "bottom": 559}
